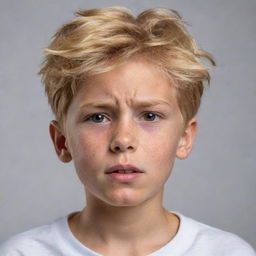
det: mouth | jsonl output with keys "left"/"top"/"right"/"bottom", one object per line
{"left": 105, "top": 164, "right": 144, "bottom": 174}
{"left": 105, "top": 164, "right": 144, "bottom": 182}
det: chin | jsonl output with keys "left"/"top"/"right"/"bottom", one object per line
{"left": 104, "top": 189, "right": 147, "bottom": 207}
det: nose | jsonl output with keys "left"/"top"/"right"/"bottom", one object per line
{"left": 109, "top": 120, "right": 138, "bottom": 153}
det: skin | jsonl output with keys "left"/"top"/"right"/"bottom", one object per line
{"left": 50, "top": 59, "right": 197, "bottom": 256}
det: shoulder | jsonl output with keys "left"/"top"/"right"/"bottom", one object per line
{"left": 196, "top": 221, "right": 255, "bottom": 255}
{"left": 0, "top": 218, "right": 61, "bottom": 256}
{"left": 175, "top": 212, "right": 256, "bottom": 255}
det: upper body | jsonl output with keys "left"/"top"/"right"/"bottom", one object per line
{"left": 0, "top": 211, "right": 255, "bottom": 256}
{"left": 4, "top": 6, "right": 254, "bottom": 256}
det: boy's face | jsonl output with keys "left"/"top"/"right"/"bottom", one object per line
{"left": 50, "top": 59, "right": 197, "bottom": 207}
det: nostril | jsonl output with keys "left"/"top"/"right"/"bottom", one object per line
{"left": 114, "top": 146, "right": 121, "bottom": 151}
{"left": 112, "top": 144, "right": 133, "bottom": 153}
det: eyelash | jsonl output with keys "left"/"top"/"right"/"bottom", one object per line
{"left": 85, "top": 112, "right": 162, "bottom": 123}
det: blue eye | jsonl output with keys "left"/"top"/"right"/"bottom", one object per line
{"left": 85, "top": 112, "right": 161, "bottom": 123}
{"left": 87, "top": 113, "right": 109, "bottom": 123}
{"left": 143, "top": 112, "right": 160, "bottom": 121}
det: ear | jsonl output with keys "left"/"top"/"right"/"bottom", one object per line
{"left": 49, "top": 120, "right": 72, "bottom": 163}
{"left": 176, "top": 118, "right": 197, "bottom": 160}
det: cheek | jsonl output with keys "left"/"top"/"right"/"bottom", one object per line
{"left": 143, "top": 127, "right": 180, "bottom": 174}
{"left": 142, "top": 124, "right": 180, "bottom": 155}
{"left": 70, "top": 127, "right": 105, "bottom": 155}
{"left": 69, "top": 130, "right": 106, "bottom": 175}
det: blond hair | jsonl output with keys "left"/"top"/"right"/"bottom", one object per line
{"left": 39, "top": 6, "right": 215, "bottom": 129}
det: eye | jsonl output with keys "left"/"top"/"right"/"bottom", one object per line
{"left": 142, "top": 112, "right": 161, "bottom": 121}
{"left": 86, "top": 113, "right": 109, "bottom": 123}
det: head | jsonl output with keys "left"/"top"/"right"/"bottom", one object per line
{"left": 39, "top": 7, "right": 215, "bottom": 207}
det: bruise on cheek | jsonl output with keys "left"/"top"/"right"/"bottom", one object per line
{"left": 140, "top": 122, "right": 162, "bottom": 132}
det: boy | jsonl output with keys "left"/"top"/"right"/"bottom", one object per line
{"left": 1, "top": 6, "right": 255, "bottom": 256}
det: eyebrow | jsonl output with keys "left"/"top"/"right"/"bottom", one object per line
{"left": 79, "top": 99, "right": 171, "bottom": 110}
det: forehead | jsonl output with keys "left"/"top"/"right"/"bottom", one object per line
{"left": 75, "top": 60, "right": 177, "bottom": 105}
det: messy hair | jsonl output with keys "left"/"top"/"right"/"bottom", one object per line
{"left": 39, "top": 6, "right": 215, "bottom": 129}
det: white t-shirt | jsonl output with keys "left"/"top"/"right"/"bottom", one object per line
{"left": 0, "top": 211, "right": 255, "bottom": 256}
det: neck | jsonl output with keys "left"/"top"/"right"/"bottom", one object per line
{"left": 69, "top": 189, "right": 179, "bottom": 250}
{"left": 84, "top": 191, "right": 166, "bottom": 240}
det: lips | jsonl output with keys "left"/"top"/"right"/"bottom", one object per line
{"left": 105, "top": 164, "right": 144, "bottom": 174}
{"left": 105, "top": 164, "right": 144, "bottom": 183}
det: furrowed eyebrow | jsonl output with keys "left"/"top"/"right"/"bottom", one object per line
{"left": 79, "top": 99, "right": 171, "bottom": 110}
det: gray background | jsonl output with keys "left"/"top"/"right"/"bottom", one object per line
{"left": 0, "top": 0, "right": 255, "bottom": 249}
